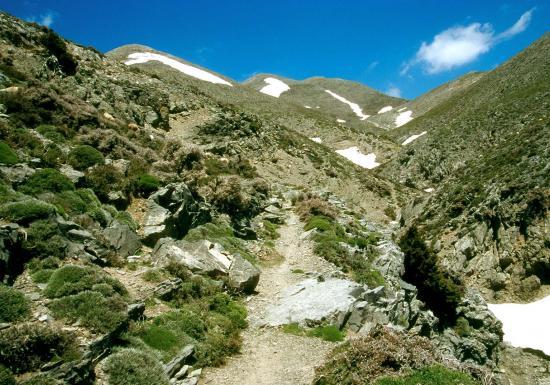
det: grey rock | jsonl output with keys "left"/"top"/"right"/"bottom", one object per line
{"left": 520, "top": 275, "right": 541, "bottom": 294}
{"left": 455, "top": 236, "right": 476, "bottom": 260}
{"left": 164, "top": 344, "right": 195, "bottom": 378}
{"left": 179, "top": 378, "right": 198, "bottom": 385}
{"left": 67, "top": 229, "right": 94, "bottom": 241}
{"left": 263, "top": 278, "right": 363, "bottom": 326}
{"left": 188, "top": 368, "right": 202, "bottom": 377}
{"left": 174, "top": 365, "right": 190, "bottom": 380}
{"left": 59, "top": 164, "right": 85, "bottom": 183}
{"left": 152, "top": 278, "right": 183, "bottom": 300}
{"left": 103, "top": 222, "right": 141, "bottom": 257}
{"left": 228, "top": 254, "right": 260, "bottom": 294}
{"left": 0, "top": 164, "right": 35, "bottom": 183}
{"left": 107, "top": 190, "right": 128, "bottom": 209}
{"left": 54, "top": 216, "right": 80, "bottom": 232}
{"left": 0, "top": 223, "right": 24, "bottom": 283}
{"left": 373, "top": 240, "right": 404, "bottom": 290}
{"left": 142, "top": 201, "right": 171, "bottom": 245}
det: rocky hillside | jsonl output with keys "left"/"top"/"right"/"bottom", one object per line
{"left": 0, "top": 11, "right": 548, "bottom": 385}
{"left": 379, "top": 33, "right": 549, "bottom": 302}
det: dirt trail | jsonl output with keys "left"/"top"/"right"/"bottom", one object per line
{"left": 200, "top": 212, "right": 338, "bottom": 385}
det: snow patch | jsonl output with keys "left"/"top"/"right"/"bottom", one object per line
{"left": 397, "top": 107, "right": 407, "bottom": 112}
{"left": 424, "top": 187, "right": 434, "bottom": 193}
{"left": 395, "top": 110, "right": 414, "bottom": 127}
{"left": 378, "top": 106, "right": 393, "bottom": 114}
{"left": 124, "top": 52, "right": 232, "bottom": 86}
{"left": 325, "top": 90, "right": 370, "bottom": 120}
{"left": 309, "top": 137, "right": 322, "bottom": 143}
{"left": 488, "top": 296, "right": 550, "bottom": 355}
{"left": 335, "top": 147, "right": 380, "bottom": 169}
{"left": 260, "top": 77, "right": 290, "bottom": 98}
{"left": 336, "top": 119, "right": 346, "bottom": 123}
{"left": 402, "top": 131, "right": 427, "bottom": 145}
{"left": 304, "top": 105, "right": 312, "bottom": 109}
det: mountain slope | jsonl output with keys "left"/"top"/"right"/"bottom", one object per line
{"left": 380, "top": 33, "right": 550, "bottom": 301}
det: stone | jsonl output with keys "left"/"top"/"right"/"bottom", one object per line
{"left": 0, "top": 223, "right": 24, "bottom": 283}
{"left": 520, "top": 275, "right": 541, "bottom": 294}
{"left": 179, "top": 378, "right": 198, "bottom": 385}
{"left": 59, "top": 164, "right": 85, "bottom": 184}
{"left": 0, "top": 164, "right": 35, "bottom": 183}
{"left": 67, "top": 229, "right": 94, "bottom": 241}
{"left": 373, "top": 240, "right": 404, "bottom": 290}
{"left": 455, "top": 236, "right": 476, "bottom": 260}
{"left": 152, "top": 278, "right": 183, "bottom": 300}
{"left": 188, "top": 368, "right": 202, "bottom": 377}
{"left": 142, "top": 201, "right": 171, "bottom": 245}
{"left": 174, "top": 365, "right": 190, "bottom": 380}
{"left": 228, "top": 254, "right": 260, "bottom": 294}
{"left": 263, "top": 277, "right": 364, "bottom": 326}
{"left": 107, "top": 190, "right": 128, "bottom": 209}
{"left": 164, "top": 344, "right": 195, "bottom": 378}
{"left": 103, "top": 222, "right": 141, "bottom": 257}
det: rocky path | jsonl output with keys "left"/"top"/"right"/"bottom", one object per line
{"left": 200, "top": 212, "right": 338, "bottom": 385}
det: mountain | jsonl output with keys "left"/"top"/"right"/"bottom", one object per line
{"left": 0, "top": 11, "right": 548, "bottom": 385}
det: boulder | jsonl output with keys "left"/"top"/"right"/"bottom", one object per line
{"left": 59, "top": 164, "right": 85, "bottom": 184}
{"left": 152, "top": 239, "right": 260, "bottom": 293}
{"left": 0, "top": 223, "right": 24, "bottom": 283}
{"left": 263, "top": 277, "right": 364, "bottom": 326}
{"left": 164, "top": 344, "right": 195, "bottom": 378}
{"left": 103, "top": 222, "right": 141, "bottom": 257}
{"left": 142, "top": 201, "right": 171, "bottom": 245}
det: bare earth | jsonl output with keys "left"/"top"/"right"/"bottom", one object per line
{"left": 200, "top": 212, "right": 339, "bottom": 385}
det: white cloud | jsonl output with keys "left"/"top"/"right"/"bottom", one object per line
{"left": 368, "top": 61, "right": 379, "bottom": 70}
{"left": 403, "top": 9, "right": 533, "bottom": 75}
{"left": 385, "top": 86, "right": 402, "bottom": 98}
{"left": 28, "top": 11, "right": 57, "bottom": 28}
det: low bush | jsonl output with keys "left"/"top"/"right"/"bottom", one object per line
{"left": 103, "top": 348, "right": 169, "bottom": 385}
{"left": 84, "top": 164, "right": 125, "bottom": 201}
{"left": 0, "top": 365, "right": 15, "bottom": 385}
{"left": 19, "top": 168, "right": 74, "bottom": 195}
{"left": 375, "top": 365, "right": 480, "bottom": 385}
{"left": 295, "top": 195, "right": 337, "bottom": 221}
{"left": 133, "top": 174, "right": 160, "bottom": 197}
{"left": 142, "top": 268, "right": 165, "bottom": 283}
{"left": 36, "top": 124, "right": 67, "bottom": 143}
{"left": 22, "top": 220, "right": 67, "bottom": 260}
{"left": 68, "top": 145, "right": 104, "bottom": 171}
{"left": 40, "top": 30, "right": 78, "bottom": 75}
{"left": 0, "top": 323, "right": 78, "bottom": 373}
{"left": 0, "top": 285, "right": 30, "bottom": 322}
{"left": 399, "top": 226, "right": 463, "bottom": 326}
{"left": 0, "top": 199, "right": 56, "bottom": 224}
{"left": 282, "top": 323, "right": 345, "bottom": 342}
{"left": 0, "top": 141, "right": 18, "bottom": 165}
{"left": 18, "top": 374, "right": 60, "bottom": 385}
{"left": 258, "top": 219, "right": 280, "bottom": 240}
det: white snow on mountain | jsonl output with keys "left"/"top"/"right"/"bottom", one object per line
{"left": 335, "top": 147, "right": 380, "bottom": 169}
{"left": 337, "top": 119, "right": 346, "bottom": 123}
{"left": 124, "top": 52, "right": 232, "bottom": 86}
{"left": 395, "top": 110, "right": 414, "bottom": 127}
{"left": 402, "top": 131, "right": 427, "bottom": 145}
{"left": 310, "top": 137, "right": 322, "bottom": 143}
{"left": 397, "top": 107, "right": 407, "bottom": 112}
{"left": 260, "top": 77, "right": 290, "bottom": 98}
{"left": 424, "top": 187, "right": 434, "bottom": 193}
{"left": 378, "top": 106, "right": 393, "bottom": 114}
{"left": 488, "top": 295, "right": 550, "bottom": 355}
{"left": 325, "top": 90, "right": 370, "bottom": 120}
{"left": 304, "top": 105, "right": 312, "bottom": 109}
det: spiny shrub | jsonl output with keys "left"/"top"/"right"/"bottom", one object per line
{"left": 133, "top": 174, "right": 160, "bottom": 197}
{"left": 375, "top": 365, "right": 480, "bottom": 385}
{"left": 104, "top": 348, "right": 169, "bottom": 385}
{"left": 36, "top": 124, "right": 66, "bottom": 143}
{"left": 19, "top": 168, "right": 74, "bottom": 195}
{"left": 22, "top": 220, "right": 67, "bottom": 259}
{"left": 40, "top": 30, "right": 78, "bottom": 75}
{"left": 0, "top": 199, "right": 56, "bottom": 225}
{"left": 295, "top": 194, "right": 337, "bottom": 221}
{"left": 84, "top": 164, "right": 125, "bottom": 201}
{"left": 0, "top": 365, "right": 15, "bottom": 385}
{"left": 0, "top": 323, "right": 77, "bottom": 373}
{"left": 0, "top": 285, "right": 30, "bottom": 322}
{"left": 0, "top": 141, "right": 18, "bottom": 165}
{"left": 68, "top": 145, "right": 104, "bottom": 171}
{"left": 18, "top": 374, "right": 60, "bottom": 385}
{"left": 44, "top": 265, "right": 126, "bottom": 298}
{"left": 398, "top": 226, "right": 463, "bottom": 326}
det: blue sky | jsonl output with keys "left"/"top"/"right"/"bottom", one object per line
{"left": 2, "top": 1, "right": 548, "bottom": 99}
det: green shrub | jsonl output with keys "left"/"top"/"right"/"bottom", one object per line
{"left": 281, "top": 323, "right": 344, "bottom": 342}
{"left": 44, "top": 265, "right": 126, "bottom": 299}
{"left": 31, "top": 268, "right": 55, "bottom": 283}
{"left": 18, "top": 374, "right": 60, "bottom": 385}
{"left": 0, "top": 365, "right": 15, "bottom": 385}
{"left": 375, "top": 365, "right": 480, "bottom": 385}
{"left": 68, "top": 145, "right": 104, "bottom": 171}
{"left": 133, "top": 174, "right": 160, "bottom": 197}
{"left": 399, "top": 226, "right": 463, "bottom": 326}
{"left": 36, "top": 125, "right": 67, "bottom": 143}
{"left": 22, "top": 220, "right": 67, "bottom": 259}
{"left": 0, "top": 200, "right": 56, "bottom": 224}
{"left": 48, "top": 290, "right": 128, "bottom": 333}
{"left": 142, "top": 268, "right": 164, "bottom": 282}
{"left": 40, "top": 30, "right": 78, "bottom": 75}
{"left": 0, "top": 285, "right": 30, "bottom": 322}
{"left": 104, "top": 348, "right": 169, "bottom": 385}
{"left": 0, "top": 323, "right": 78, "bottom": 373}
{"left": 0, "top": 141, "right": 18, "bottom": 165}
{"left": 84, "top": 164, "right": 124, "bottom": 201}
{"left": 19, "top": 168, "right": 74, "bottom": 195}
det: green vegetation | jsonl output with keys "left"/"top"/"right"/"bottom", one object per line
{"left": 40, "top": 29, "right": 78, "bottom": 75}
{"left": 282, "top": 323, "right": 345, "bottom": 342}
{"left": 0, "top": 141, "right": 18, "bottom": 165}
{"left": 375, "top": 365, "right": 480, "bottom": 385}
{"left": 399, "top": 226, "right": 463, "bottom": 325}
{"left": 18, "top": 374, "right": 60, "bottom": 385}
{"left": 204, "top": 156, "right": 257, "bottom": 179}
{"left": 45, "top": 265, "right": 128, "bottom": 333}
{"left": 104, "top": 348, "right": 169, "bottom": 385}
{"left": 84, "top": 164, "right": 125, "bottom": 201}
{"left": 0, "top": 323, "right": 78, "bottom": 373}
{"left": 35, "top": 124, "right": 69, "bottom": 143}
{"left": 185, "top": 220, "right": 256, "bottom": 264}
{"left": 22, "top": 220, "right": 67, "bottom": 259}
{"left": 142, "top": 268, "right": 165, "bottom": 282}
{"left": 68, "top": 145, "right": 105, "bottom": 170}
{"left": 133, "top": 174, "right": 160, "bottom": 197}
{"left": 0, "top": 365, "right": 15, "bottom": 385}
{"left": 19, "top": 168, "right": 74, "bottom": 195}
{"left": 0, "top": 285, "right": 30, "bottom": 322}
{"left": 258, "top": 219, "right": 280, "bottom": 240}
{"left": 48, "top": 189, "right": 101, "bottom": 216}
{"left": 0, "top": 199, "right": 56, "bottom": 224}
